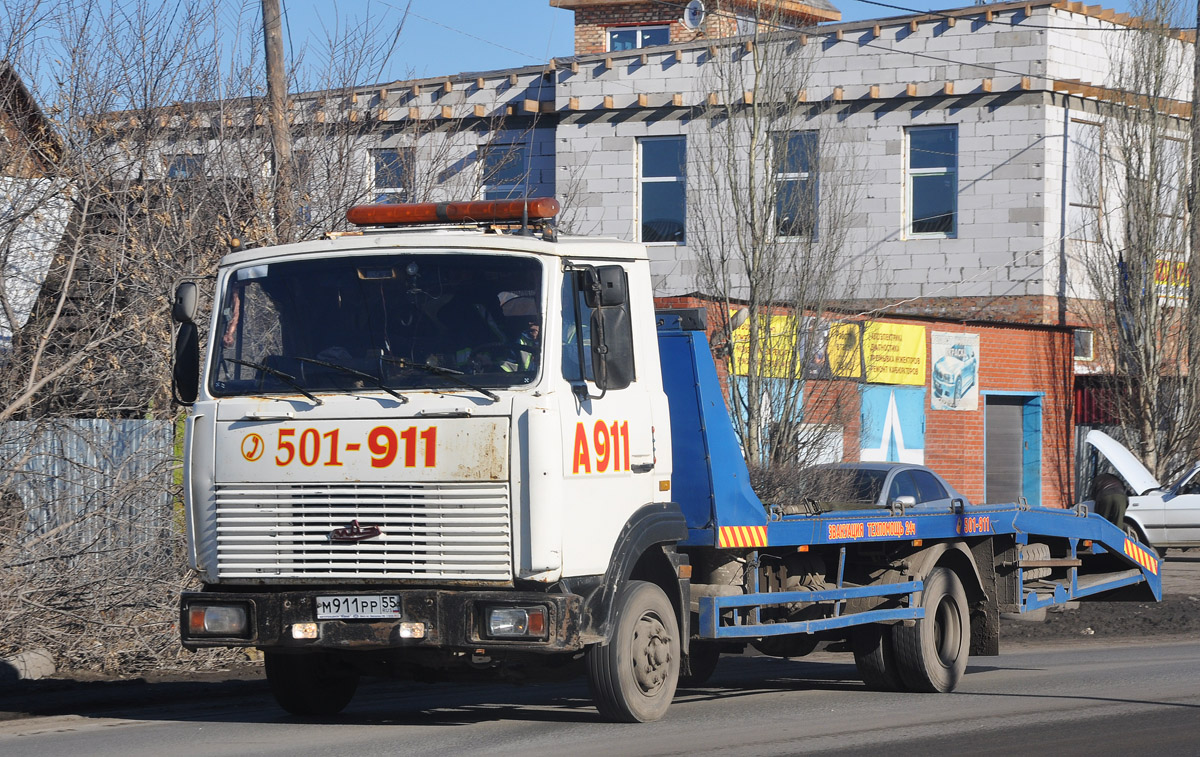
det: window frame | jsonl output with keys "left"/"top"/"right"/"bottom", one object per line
{"left": 1074, "top": 328, "right": 1094, "bottom": 361}
{"left": 480, "top": 141, "right": 531, "bottom": 201}
{"left": 606, "top": 24, "right": 670, "bottom": 52}
{"left": 772, "top": 130, "right": 819, "bottom": 239}
{"left": 165, "top": 153, "right": 205, "bottom": 180}
{"left": 1067, "top": 117, "right": 1103, "bottom": 245}
{"left": 905, "top": 125, "right": 958, "bottom": 238}
{"left": 637, "top": 135, "right": 687, "bottom": 246}
{"left": 371, "top": 146, "right": 414, "bottom": 204}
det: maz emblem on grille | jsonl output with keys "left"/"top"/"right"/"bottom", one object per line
{"left": 329, "top": 520, "right": 383, "bottom": 542}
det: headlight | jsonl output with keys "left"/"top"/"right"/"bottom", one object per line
{"left": 186, "top": 603, "right": 250, "bottom": 637}
{"left": 485, "top": 606, "right": 547, "bottom": 639}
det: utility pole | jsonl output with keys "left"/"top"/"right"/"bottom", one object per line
{"left": 262, "top": 0, "right": 295, "bottom": 244}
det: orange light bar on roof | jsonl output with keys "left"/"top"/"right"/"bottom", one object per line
{"left": 346, "top": 198, "right": 560, "bottom": 227}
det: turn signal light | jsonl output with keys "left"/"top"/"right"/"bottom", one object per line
{"left": 186, "top": 604, "right": 249, "bottom": 637}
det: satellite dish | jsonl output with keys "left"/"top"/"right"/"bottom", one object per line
{"left": 682, "top": 0, "right": 705, "bottom": 30}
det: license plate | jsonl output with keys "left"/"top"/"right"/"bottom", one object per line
{"left": 315, "top": 594, "right": 402, "bottom": 620}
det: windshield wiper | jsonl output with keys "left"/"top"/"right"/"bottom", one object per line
{"left": 224, "top": 358, "right": 323, "bottom": 406}
{"left": 381, "top": 357, "right": 500, "bottom": 402}
{"left": 295, "top": 357, "right": 408, "bottom": 403}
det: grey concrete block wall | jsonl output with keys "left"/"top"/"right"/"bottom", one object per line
{"left": 265, "top": 2, "right": 1192, "bottom": 315}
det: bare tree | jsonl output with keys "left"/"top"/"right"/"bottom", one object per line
{"left": 1071, "top": 0, "right": 1197, "bottom": 479}
{"left": 690, "top": 1, "right": 862, "bottom": 470}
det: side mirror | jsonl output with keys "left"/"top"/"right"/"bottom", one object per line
{"left": 583, "top": 265, "right": 628, "bottom": 308}
{"left": 173, "top": 282, "right": 198, "bottom": 324}
{"left": 590, "top": 307, "right": 633, "bottom": 391}
{"left": 889, "top": 494, "right": 916, "bottom": 513}
{"left": 173, "top": 321, "right": 200, "bottom": 405}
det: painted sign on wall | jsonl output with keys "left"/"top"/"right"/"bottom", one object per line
{"left": 930, "top": 331, "right": 980, "bottom": 411}
{"left": 860, "top": 385, "right": 925, "bottom": 464}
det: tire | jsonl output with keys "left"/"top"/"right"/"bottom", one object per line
{"left": 852, "top": 623, "right": 905, "bottom": 691}
{"left": 1020, "top": 542, "right": 1052, "bottom": 581}
{"left": 264, "top": 651, "right": 359, "bottom": 717}
{"left": 587, "top": 580, "right": 680, "bottom": 722}
{"left": 679, "top": 640, "right": 721, "bottom": 687}
{"left": 892, "top": 567, "right": 970, "bottom": 693}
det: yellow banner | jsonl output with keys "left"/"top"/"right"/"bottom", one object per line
{"left": 732, "top": 317, "right": 925, "bottom": 384}
{"left": 827, "top": 323, "right": 864, "bottom": 379}
{"left": 862, "top": 322, "right": 925, "bottom": 384}
{"left": 730, "top": 314, "right": 801, "bottom": 379}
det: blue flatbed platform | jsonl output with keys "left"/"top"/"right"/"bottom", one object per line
{"left": 656, "top": 316, "right": 1161, "bottom": 641}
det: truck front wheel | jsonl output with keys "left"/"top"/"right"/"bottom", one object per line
{"left": 264, "top": 651, "right": 359, "bottom": 717}
{"left": 892, "top": 567, "right": 970, "bottom": 692}
{"left": 587, "top": 580, "right": 680, "bottom": 722}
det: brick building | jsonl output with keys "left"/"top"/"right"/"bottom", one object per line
{"left": 551, "top": 0, "right": 841, "bottom": 55}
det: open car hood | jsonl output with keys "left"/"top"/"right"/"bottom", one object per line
{"left": 1085, "top": 430, "right": 1161, "bottom": 495}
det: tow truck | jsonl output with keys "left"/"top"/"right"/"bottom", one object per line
{"left": 171, "top": 198, "right": 1161, "bottom": 722}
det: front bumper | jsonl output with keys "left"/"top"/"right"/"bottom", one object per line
{"left": 181, "top": 588, "right": 584, "bottom": 653}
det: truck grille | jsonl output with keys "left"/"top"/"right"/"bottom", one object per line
{"left": 213, "top": 482, "right": 512, "bottom": 581}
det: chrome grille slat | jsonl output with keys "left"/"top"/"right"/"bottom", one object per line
{"left": 214, "top": 481, "right": 511, "bottom": 580}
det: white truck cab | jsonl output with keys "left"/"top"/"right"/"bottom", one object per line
{"left": 173, "top": 200, "right": 683, "bottom": 722}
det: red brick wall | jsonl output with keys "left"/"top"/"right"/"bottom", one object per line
{"left": 653, "top": 296, "right": 1077, "bottom": 509}
{"left": 570, "top": 2, "right": 722, "bottom": 55}
{"left": 915, "top": 319, "right": 1076, "bottom": 508}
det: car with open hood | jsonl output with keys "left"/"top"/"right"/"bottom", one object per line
{"left": 1085, "top": 429, "right": 1200, "bottom": 551}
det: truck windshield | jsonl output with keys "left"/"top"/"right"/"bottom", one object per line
{"left": 211, "top": 253, "right": 543, "bottom": 397}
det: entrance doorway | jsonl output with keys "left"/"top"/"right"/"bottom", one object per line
{"left": 984, "top": 393, "right": 1042, "bottom": 505}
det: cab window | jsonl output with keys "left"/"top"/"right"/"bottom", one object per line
{"left": 561, "top": 273, "right": 594, "bottom": 381}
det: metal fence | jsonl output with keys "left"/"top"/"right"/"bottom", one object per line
{"left": 0, "top": 419, "right": 176, "bottom": 566}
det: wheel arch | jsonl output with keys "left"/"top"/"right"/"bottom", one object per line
{"left": 578, "top": 502, "right": 688, "bottom": 646}
{"left": 908, "top": 541, "right": 987, "bottom": 606}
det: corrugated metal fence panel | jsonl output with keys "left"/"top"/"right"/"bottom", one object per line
{"left": 0, "top": 419, "right": 175, "bottom": 564}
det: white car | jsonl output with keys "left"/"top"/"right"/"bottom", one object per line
{"left": 1085, "top": 430, "right": 1200, "bottom": 551}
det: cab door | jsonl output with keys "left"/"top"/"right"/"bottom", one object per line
{"left": 555, "top": 265, "right": 658, "bottom": 577}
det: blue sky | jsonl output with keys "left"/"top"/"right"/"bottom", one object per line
{"left": 283, "top": 0, "right": 1141, "bottom": 84}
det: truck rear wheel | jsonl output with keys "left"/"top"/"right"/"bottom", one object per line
{"left": 587, "top": 580, "right": 680, "bottom": 722}
{"left": 892, "top": 567, "right": 970, "bottom": 693}
{"left": 852, "top": 623, "right": 905, "bottom": 691}
{"left": 264, "top": 651, "right": 359, "bottom": 717}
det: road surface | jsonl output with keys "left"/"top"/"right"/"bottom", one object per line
{"left": 1, "top": 639, "right": 1196, "bottom": 757}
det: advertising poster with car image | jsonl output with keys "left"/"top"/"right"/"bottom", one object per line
{"left": 930, "top": 332, "right": 979, "bottom": 411}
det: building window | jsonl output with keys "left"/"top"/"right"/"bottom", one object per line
{"left": 1067, "top": 118, "right": 1102, "bottom": 243}
{"left": 166, "top": 154, "right": 204, "bottom": 180}
{"left": 1074, "top": 329, "right": 1094, "bottom": 361}
{"left": 608, "top": 25, "right": 670, "bottom": 51}
{"left": 480, "top": 142, "right": 530, "bottom": 201}
{"left": 639, "top": 136, "right": 686, "bottom": 244}
{"left": 372, "top": 147, "right": 413, "bottom": 203}
{"left": 906, "top": 126, "right": 957, "bottom": 236}
{"left": 773, "top": 131, "right": 818, "bottom": 238}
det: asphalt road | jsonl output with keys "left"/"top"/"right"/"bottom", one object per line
{"left": 1, "top": 639, "right": 1197, "bottom": 757}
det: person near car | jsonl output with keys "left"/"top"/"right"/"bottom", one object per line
{"left": 1090, "top": 472, "right": 1129, "bottom": 531}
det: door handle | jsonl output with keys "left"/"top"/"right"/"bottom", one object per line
{"left": 631, "top": 463, "right": 654, "bottom": 473}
